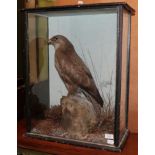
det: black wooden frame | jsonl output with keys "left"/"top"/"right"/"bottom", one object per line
{"left": 22, "top": 3, "right": 135, "bottom": 152}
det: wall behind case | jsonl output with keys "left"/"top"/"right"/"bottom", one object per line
{"left": 22, "top": 0, "right": 138, "bottom": 133}
{"left": 126, "top": 0, "right": 138, "bottom": 134}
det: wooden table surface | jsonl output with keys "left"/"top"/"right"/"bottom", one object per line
{"left": 17, "top": 120, "right": 138, "bottom": 155}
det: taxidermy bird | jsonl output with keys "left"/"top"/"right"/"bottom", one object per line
{"left": 48, "top": 35, "right": 103, "bottom": 107}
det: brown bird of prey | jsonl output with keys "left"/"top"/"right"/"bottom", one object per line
{"left": 48, "top": 35, "right": 103, "bottom": 107}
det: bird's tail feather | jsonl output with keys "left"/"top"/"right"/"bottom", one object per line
{"left": 82, "top": 90, "right": 103, "bottom": 107}
{"left": 93, "top": 90, "right": 104, "bottom": 107}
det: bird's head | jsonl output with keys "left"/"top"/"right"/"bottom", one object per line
{"left": 48, "top": 35, "right": 72, "bottom": 51}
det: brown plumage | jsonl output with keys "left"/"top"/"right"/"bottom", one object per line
{"left": 48, "top": 35, "right": 103, "bottom": 107}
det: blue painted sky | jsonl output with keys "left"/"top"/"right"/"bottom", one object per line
{"left": 46, "top": 9, "right": 117, "bottom": 106}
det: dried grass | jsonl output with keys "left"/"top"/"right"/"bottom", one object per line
{"left": 44, "top": 105, "right": 62, "bottom": 123}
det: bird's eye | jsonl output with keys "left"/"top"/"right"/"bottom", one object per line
{"left": 55, "top": 37, "right": 58, "bottom": 40}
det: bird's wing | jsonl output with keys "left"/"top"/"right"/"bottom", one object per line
{"left": 64, "top": 51, "right": 103, "bottom": 106}
{"left": 65, "top": 51, "right": 93, "bottom": 85}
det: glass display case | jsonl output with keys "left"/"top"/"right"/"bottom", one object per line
{"left": 23, "top": 3, "right": 135, "bottom": 151}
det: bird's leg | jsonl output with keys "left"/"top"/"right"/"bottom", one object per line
{"left": 63, "top": 82, "right": 77, "bottom": 96}
{"left": 67, "top": 85, "right": 78, "bottom": 97}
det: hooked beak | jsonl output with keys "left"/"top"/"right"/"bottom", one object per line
{"left": 48, "top": 39, "right": 53, "bottom": 45}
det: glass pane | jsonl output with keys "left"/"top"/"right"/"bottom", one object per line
{"left": 119, "top": 9, "right": 130, "bottom": 140}
{"left": 27, "top": 8, "right": 118, "bottom": 147}
{"left": 28, "top": 14, "right": 49, "bottom": 120}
